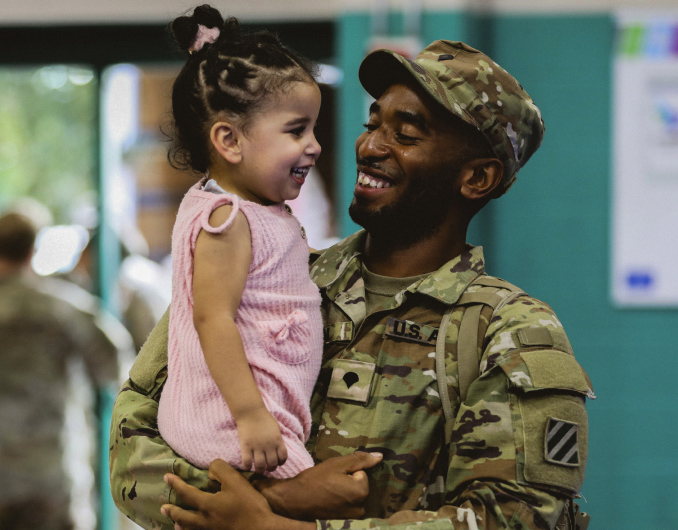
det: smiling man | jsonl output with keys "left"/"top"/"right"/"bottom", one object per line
{"left": 110, "top": 41, "right": 593, "bottom": 530}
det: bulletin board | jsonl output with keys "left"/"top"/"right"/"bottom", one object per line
{"left": 612, "top": 12, "right": 678, "bottom": 307}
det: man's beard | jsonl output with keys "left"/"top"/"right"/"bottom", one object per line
{"left": 348, "top": 167, "right": 460, "bottom": 251}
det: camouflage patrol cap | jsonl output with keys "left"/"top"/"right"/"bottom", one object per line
{"left": 359, "top": 40, "right": 545, "bottom": 194}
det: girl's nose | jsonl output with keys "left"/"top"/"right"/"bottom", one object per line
{"left": 307, "top": 133, "right": 321, "bottom": 159}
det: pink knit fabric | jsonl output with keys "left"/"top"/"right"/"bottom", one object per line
{"left": 158, "top": 180, "right": 323, "bottom": 478}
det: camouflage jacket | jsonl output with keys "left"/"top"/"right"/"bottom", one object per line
{"left": 110, "top": 231, "right": 593, "bottom": 530}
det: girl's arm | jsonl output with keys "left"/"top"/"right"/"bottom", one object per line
{"left": 192, "top": 204, "right": 287, "bottom": 474}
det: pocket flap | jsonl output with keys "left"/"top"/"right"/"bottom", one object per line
{"left": 500, "top": 349, "right": 593, "bottom": 396}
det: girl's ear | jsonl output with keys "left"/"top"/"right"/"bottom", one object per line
{"left": 210, "top": 121, "right": 242, "bottom": 164}
{"left": 458, "top": 158, "right": 504, "bottom": 200}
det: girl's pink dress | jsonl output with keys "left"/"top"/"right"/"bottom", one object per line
{"left": 158, "top": 180, "right": 323, "bottom": 478}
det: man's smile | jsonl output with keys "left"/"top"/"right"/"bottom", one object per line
{"left": 356, "top": 171, "right": 394, "bottom": 189}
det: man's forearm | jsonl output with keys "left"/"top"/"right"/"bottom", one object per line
{"left": 253, "top": 452, "right": 380, "bottom": 522}
{"left": 316, "top": 481, "right": 564, "bottom": 530}
{"left": 109, "top": 379, "right": 214, "bottom": 529}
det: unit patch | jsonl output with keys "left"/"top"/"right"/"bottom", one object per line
{"left": 545, "top": 417, "right": 580, "bottom": 467}
{"left": 385, "top": 317, "right": 439, "bottom": 346}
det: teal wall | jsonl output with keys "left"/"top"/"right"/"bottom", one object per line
{"left": 337, "top": 11, "right": 678, "bottom": 529}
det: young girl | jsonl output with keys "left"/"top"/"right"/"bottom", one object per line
{"left": 157, "top": 5, "right": 323, "bottom": 479}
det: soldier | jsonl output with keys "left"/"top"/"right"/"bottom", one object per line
{"left": 0, "top": 212, "right": 131, "bottom": 530}
{"left": 110, "top": 40, "right": 593, "bottom": 530}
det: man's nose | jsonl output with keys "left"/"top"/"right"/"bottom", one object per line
{"left": 357, "top": 129, "right": 388, "bottom": 159}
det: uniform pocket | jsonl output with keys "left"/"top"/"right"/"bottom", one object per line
{"left": 257, "top": 310, "right": 312, "bottom": 364}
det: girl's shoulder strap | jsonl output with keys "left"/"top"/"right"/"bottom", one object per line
{"left": 197, "top": 191, "right": 241, "bottom": 234}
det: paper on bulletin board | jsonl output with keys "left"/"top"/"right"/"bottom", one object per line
{"left": 613, "top": 12, "right": 678, "bottom": 307}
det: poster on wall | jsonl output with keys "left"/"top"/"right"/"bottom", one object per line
{"left": 613, "top": 12, "right": 678, "bottom": 307}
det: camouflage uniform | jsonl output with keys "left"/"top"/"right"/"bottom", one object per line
{"left": 109, "top": 231, "right": 592, "bottom": 530}
{"left": 0, "top": 273, "right": 128, "bottom": 530}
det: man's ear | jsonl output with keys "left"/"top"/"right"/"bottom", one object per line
{"left": 210, "top": 121, "right": 242, "bottom": 164}
{"left": 458, "top": 158, "right": 504, "bottom": 200}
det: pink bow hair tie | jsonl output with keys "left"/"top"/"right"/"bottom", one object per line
{"left": 189, "top": 25, "right": 221, "bottom": 54}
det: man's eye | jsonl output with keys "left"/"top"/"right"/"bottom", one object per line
{"left": 396, "top": 132, "right": 418, "bottom": 143}
{"left": 362, "top": 122, "right": 378, "bottom": 132}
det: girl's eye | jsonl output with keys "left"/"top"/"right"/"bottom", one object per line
{"left": 290, "top": 127, "right": 305, "bottom": 137}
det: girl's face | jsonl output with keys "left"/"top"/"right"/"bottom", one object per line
{"left": 234, "top": 81, "right": 322, "bottom": 205}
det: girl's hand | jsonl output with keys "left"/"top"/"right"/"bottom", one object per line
{"left": 236, "top": 408, "right": 288, "bottom": 474}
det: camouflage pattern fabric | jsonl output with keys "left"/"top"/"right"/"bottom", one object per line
{"left": 110, "top": 231, "right": 592, "bottom": 530}
{"left": 0, "top": 273, "right": 125, "bottom": 530}
{"left": 359, "top": 40, "right": 545, "bottom": 194}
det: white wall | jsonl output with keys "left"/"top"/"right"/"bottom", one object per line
{"left": 3, "top": 0, "right": 678, "bottom": 25}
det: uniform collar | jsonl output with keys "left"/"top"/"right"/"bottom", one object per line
{"left": 311, "top": 230, "right": 486, "bottom": 307}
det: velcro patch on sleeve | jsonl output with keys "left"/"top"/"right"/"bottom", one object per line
{"left": 516, "top": 327, "right": 553, "bottom": 347}
{"left": 519, "top": 393, "right": 588, "bottom": 493}
{"left": 545, "top": 418, "right": 580, "bottom": 467}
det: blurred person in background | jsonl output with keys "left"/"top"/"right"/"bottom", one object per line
{"left": 117, "top": 226, "right": 172, "bottom": 353}
{"left": 0, "top": 210, "right": 133, "bottom": 530}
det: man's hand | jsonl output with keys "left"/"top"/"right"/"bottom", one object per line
{"left": 254, "top": 451, "right": 383, "bottom": 521}
{"left": 161, "top": 459, "right": 314, "bottom": 530}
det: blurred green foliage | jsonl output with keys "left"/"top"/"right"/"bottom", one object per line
{"left": 0, "top": 66, "right": 97, "bottom": 223}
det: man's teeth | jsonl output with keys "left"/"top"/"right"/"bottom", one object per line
{"left": 357, "top": 173, "right": 392, "bottom": 188}
{"left": 291, "top": 167, "right": 309, "bottom": 178}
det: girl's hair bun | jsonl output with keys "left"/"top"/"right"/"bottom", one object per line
{"left": 168, "top": 4, "right": 317, "bottom": 173}
{"left": 170, "top": 4, "right": 226, "bottom": 53}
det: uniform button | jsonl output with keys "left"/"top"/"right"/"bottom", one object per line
{"left": 284, "top": 204, "right": 293, "bottom": 214}
{"left": 300, "top": 226, "right": 307, "bottom": 239}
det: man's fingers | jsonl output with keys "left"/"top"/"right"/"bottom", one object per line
{"left": 341, "top": 451, "right": 383, "bottom": 473}
{"left": 161, "top": 503, "right": 204, "bottom": 530}
{"left": 207, "top": 458, "right": 247, "bottom": 486}
{"left": 351, "top": 470, "right": 367, "bottom": 481}
{"left": 164, "top": 474, "right": 205, "bottom": 510}
{"left": 349, "top": 470, "right": 370, "bottom": 499}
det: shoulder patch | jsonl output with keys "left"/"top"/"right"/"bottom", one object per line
{"left": 519, "top": 393, "right": 588, "bottom": 493}
{"left": 545, "top": 418, "right": 580, "bottom": 467}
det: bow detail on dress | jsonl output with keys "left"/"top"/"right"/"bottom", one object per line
{"left": 271, "top": 310, "right": 308, "bottom": 343}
